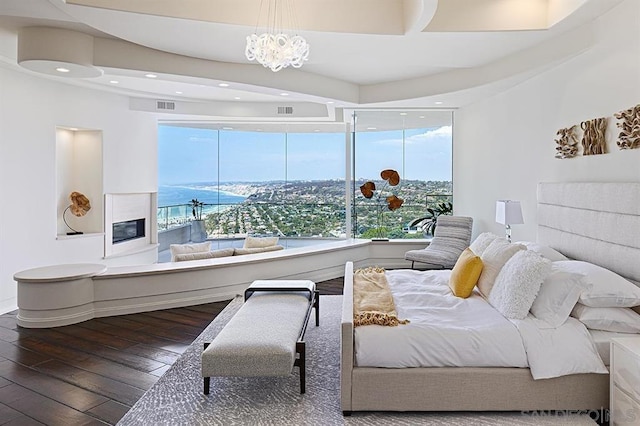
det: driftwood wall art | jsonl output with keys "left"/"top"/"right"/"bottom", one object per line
{"left": 554, "top": 125, "right": 579, "bottom": 159}
{"left": 614, "top": 104, "right": 640, "bottom": 149}
{"left": 554, "top": 103, "right": 640, "bottom": 158}
{"left": 580, "top": 117, "right": 607, "bottom": 155}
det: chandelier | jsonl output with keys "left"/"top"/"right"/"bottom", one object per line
{"left": 245, "top": 0, "right": 310, "bottom": 72}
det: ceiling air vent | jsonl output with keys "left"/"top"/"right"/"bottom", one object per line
{"left": 156, "top": 101, "right": 176, "bottom": 110}
{"left": 277, "top": 106, "right": 294, "bottom": 115}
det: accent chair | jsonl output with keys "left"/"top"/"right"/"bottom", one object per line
{"left": 405, "top": 216, "right": 474, "bottom": 269}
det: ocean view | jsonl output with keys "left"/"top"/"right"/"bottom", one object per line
{"left": 158, "top": 184, "right": 247, "bottom": 207}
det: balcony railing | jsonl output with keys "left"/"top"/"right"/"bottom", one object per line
{"left": 157, "top": 193, "right": 452, "bottom": 240}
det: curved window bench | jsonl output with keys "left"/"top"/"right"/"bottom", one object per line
{"left": 15, "top": 239, "right": 428, "bottom": 328}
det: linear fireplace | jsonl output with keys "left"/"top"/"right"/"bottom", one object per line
{"left": 113, "top": 218, "right": 145, "bottom": 244}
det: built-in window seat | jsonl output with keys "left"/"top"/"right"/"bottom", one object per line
{"left": 15, "top": 239, "right": 428, "bottom": 328}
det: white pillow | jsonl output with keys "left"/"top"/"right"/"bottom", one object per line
{"left": 469, "top": 232, "right": 501, "bottom": 257}
{"left": 243, "top": 236, "right": 279, "bottom": 249}
{"left": 477, "top": 238, "right": 525, "bottom": 298}
{"left": 555, "top": 261, "right": 640, "bottom": 308}
{"left": 571, "top": 303, "right": 640, "bottom": 333}
{"left": 529, "top": 266, "right": 588, "bottom": 327}
{"left": 516, "top": 241, "right": 568, "bottom": 262}
{"left": 488, "top": 250, "right": 552, "bottom": 319}
{"left": 170, "top": 241, "right": 211, "bottom": 262}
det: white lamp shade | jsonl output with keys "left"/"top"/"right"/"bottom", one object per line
{"left": 496, "top": 200, "right": 524, "bottom": 225}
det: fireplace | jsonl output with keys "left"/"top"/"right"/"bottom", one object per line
{"left": 112, "top": 218, "right": 145, "bottom": 244}
{"left": 104, "top": 192, "right": 157, "bottom": 260}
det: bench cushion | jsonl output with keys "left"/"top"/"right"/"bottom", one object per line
{"left": 249, "top": 279, "right": 315, "bottom": 293}
{"left": 202, "top": 293, "right": 310, "bottom": 377}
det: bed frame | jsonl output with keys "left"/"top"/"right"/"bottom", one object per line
{"left": 341, "top": 182, "right": 640, "bottom": 413}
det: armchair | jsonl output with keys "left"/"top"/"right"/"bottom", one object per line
{"left": 404, "top": 216, "right": 473, "bottom": 269}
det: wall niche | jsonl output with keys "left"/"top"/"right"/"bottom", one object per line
{"left": 55, "top": 127, "right": 103, "bottom": 237}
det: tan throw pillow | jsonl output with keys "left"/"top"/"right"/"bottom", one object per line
{"left": 170, "top": 242, "right": 211, "bottom": 262}
{"left": 243, "top": 236, "right": 279, "bottom": 249}
{"left": 449, "top": 248, "right": 484, "bottom": 298}
{"left": 469, "top": 232, "right": 501, "bottom": 257}
{"left": 234, "top": 245, "right": 284, "bottom": 255}
{"left": 174, "top": 248, "right": 234, "bottom": 262}
{"left": 477, "top": 238, "right": 525, "bottom": 298}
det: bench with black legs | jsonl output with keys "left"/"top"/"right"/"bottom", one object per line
{"left": 202, "top": 280, "right": 319, "bottom": 394}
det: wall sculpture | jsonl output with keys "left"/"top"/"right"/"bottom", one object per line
{"left": 580, "top": 117, "right": 608, "bottom": 155}
{"left": 554, "top": 125, "right": 579, "bottom": 159}
{"left": 614, "top": 104, "right": 640, "bottom": 150}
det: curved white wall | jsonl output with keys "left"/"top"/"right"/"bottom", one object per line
{"left": 0, "top": 65, "right": 158, "bottom": 313}
{"left": 454, "top": 0, "right": 640, "bottom": 242}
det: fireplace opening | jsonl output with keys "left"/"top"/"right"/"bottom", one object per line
{"left": 113, "top": 218, "right": 145, "bottom": 244}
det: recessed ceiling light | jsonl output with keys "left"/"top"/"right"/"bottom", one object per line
{"left": 109, "top": 80, "right": 119, "bottom": 84}
{"left": 434, "top": 101, "right": 443, "bottom": 105}
{"left": 218, "top": 83, "right": 230, "bottom": 87}
{"left": 280, "top": 93, "right": 289, "bottom": 96}
{"left": 256, "top": 129, "right": 263, "bottom": 132}
{"left": 234, "top": 97, "right": 241, "bottom": 100}
{"left": 314, "top": 129, "right": 320, "bottom": 132}
{"left": 327, "top": 101, "right": 334, "bottom": 104}
{"left": 69, "top": 127, "right": 79, "bottom": 131}
{"left": 175, "top": 91, "right": 183, "bottom": 94}
{"left": 367, "top": 127, "right": 377, "bottom": 130}
{"left": 145, "top": 73, "right": 157, "bottom": 78}
{"left": 399, "top": 112, "right": 407, "bottom": 116}
{"left": 419, "top": 115, "right": 425, "bottom": 118}
{"left": 55, "top": 67, "right": 70, "bottom": 73}
{"left": 222, "top": 127, "right": 233, "bottom": 130}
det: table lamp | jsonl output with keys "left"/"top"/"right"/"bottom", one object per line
{"left": 495, "top": 200, "right": 523, "bottom": 242}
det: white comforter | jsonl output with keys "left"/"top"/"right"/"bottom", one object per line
{"left": 354, "top": 269, "right": 608, "bottom": 379}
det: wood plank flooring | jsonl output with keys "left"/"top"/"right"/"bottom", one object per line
{"left": 0, "top": 278, "right": 343, "bottom": 425}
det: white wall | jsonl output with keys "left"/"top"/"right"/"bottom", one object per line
{"left": 454, "top": 0, "right": 640, "bottom": 242}
{"left": 0, "top": 67, "right": 158, "bottom": 313}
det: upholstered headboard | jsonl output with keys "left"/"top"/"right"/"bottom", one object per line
{"left": 537, "top": 182, "right": 640, "bottom": 285}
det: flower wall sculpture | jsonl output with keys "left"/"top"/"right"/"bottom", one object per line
{"left": 359, "top": 169, "right": 404, "bottom": 239}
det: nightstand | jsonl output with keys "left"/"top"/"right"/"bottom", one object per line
{"left": 610, "top": 337, "right": 640, "bottom": 425}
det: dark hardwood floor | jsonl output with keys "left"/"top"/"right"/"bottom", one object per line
{"left": 0, "top": 278, "right": 343, "bottom": 425}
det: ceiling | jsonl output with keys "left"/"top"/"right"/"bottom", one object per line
{"left": 0, "top": 0, "right": 624, "bottom": 127}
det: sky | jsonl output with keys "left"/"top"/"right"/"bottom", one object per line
{"left": 158, "top": 125, "right": 452, "bottom": 185}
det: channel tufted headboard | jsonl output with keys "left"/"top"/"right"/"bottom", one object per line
{"left": 537, "top": 182, "right": 640, "bottom": 285}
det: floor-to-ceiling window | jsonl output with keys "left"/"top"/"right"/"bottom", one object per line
{"left": 157, "top": 111, "right": 452, "bottom": 245}
{"left": 157, "top": 123, "right": 347, "bottom": 247}
{"left": 351, "top": 110, "right": 453, "bottom": 239}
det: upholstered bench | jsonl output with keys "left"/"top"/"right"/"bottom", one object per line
{"left": 202, "top": 280, "right": 319, "bottom": 394}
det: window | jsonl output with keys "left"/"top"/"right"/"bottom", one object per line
{"left": 351, "top": 110, "right": 453, "bottom": 239}
{"left": 158, "top": 124, "right": 346, "bottom": 247}
{"left": 157, "top": 111, "right": 452, "bottom": 244}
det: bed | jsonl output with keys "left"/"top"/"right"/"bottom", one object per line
{"left": 341, "top": 182, "right": 640, "bottom": 413}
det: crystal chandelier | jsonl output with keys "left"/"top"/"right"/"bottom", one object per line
{"left": 245, "top": 0, "right": 310, "bottom": 72}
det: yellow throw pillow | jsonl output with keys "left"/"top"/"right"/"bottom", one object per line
{"left": 449, "top": 248, "right": 484, "bottom": 298}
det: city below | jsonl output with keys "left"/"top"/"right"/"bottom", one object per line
{"left": 158, "top": 180, "right": 453, "bottom": 239}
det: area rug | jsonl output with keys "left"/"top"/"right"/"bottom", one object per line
{"left": 117, "top": 296, "right": 596, "bottom": 426}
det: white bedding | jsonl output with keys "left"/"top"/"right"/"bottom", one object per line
{"left": 354, "top": 269, "right": 608, "bottom": 379}
{"left": 355, "top": 269, "right": 528, "bottom": 368}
